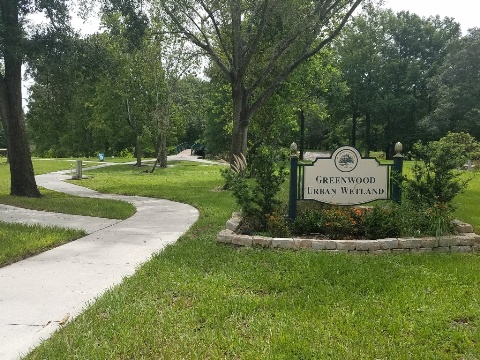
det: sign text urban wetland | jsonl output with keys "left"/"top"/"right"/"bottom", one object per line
{"left": 303, "top": 147, "right": 389, "bottom": 205}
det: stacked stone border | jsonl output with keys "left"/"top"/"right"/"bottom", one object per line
{"left": 217, "top": 213, "right": 480, "bottom": 254}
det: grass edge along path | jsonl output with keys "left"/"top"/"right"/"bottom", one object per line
{"left": 0, "top": 159, "right": 135, "bottom": 266}
{"left": 25, "top": 161, "right": 480, "bottom": 360}
{"left": 0, "top": 221, "right": 86, "bottom": 267}
{"left": 0, "top": 188, "right": 135, "bottom": 220}
{"left": 0, "top": 159, "right": 135, "bottom": 219}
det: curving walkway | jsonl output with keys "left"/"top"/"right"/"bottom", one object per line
{"left": 0, "top": 156, "right": 203, "bottom": 360}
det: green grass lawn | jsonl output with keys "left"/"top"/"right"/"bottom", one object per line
{"left": 25, "top": 161, "right": 480, "bottom": 359}
{"left": 0, "top": 159, "right": 135, "bottom": 265}
{"left": 0, "top": 221, "right": 86, "bottom": 267}
{"left": 0, "top": 187, "right": 135, "bottom": 219}
{"left": 453, "top": 171, "right": 480, "bottom": 231}
{"left": 0, "top": 159, "right": 135, "bottom": 219}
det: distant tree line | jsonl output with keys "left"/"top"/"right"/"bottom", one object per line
{"left": 28, "top": 2, "right": 477, "bottom": 162}
{"left": 3, "top": 0, "right": 479, "bottom": 196}
{"left": 26, "top": 3, "right": 207, "bottom": 167}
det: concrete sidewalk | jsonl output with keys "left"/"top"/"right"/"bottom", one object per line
{"left": 0, "top": 165, "right": 199, "bottom": 359}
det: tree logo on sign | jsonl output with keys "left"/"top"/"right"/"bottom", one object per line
{"left": 334, "top": 149, "right": 358, "bottom": 172}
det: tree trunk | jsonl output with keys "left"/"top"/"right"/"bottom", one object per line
{"left": 364, "top": 111, "right": 371, "bottom": 158}
{"left": 231, "top": 119, "right": 248, "bottom": 161}
{"left": 0, "top": 76, "right": 10, "bottom": 164}
{"left": 152, "top": 55, "right": 168, "bottom": 171}
{"left": 230, "top": 81, "right": 249, "bottom": 163}
{"left": 157, "top": 96, "right": 169, "bottom": 169}
{"left": 150, "top": 132, "right": 167, "bottom": 173}
{"left": 384, "top": 143, "right": 392, "bottom": 160}
{"left": 156, "top": 130, "right": 167, "bottom": 168}
{"left": 150, "top": 104, "right": 168, "bottom": 173}
{"left": 0, "top": 0, "right": 40, "bottom": 197}
{"left": 384, "top": 115, "right": 393, "bottom": 160}
{"left": 299, "top": 109, "right": 305, "bottom": 161}
{"left": 135, "top": 135, "right": 142, "bottom": 167}
{"left": 150, "top": 134, "right": 167, "bottom": 173}
{"left": 351, "top": 110, "right": 357, "bottom": 148}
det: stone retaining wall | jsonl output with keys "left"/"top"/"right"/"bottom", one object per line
{"left": 218, "top": 213, "right": 480, "bottom": 254}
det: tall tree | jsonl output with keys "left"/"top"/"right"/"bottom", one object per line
{"left": 377, "top": 10, "right": 460, "bottom": 154}
{"left": 336, "top": 2, "right": 385, "bottom": 156}
{"left": 27, "top": 34, "right": 109, "bottom": 157}
{"left": 149, "top": 29, "right": 200, "bottom": 169}
{"left": 423, "top": 28, "right": 480, "bottom": 139}
{"left": 160, "top": 0, "right": 363, "bottom": 161}
{"left": 334, "top": 4, "right": 460, "bottom": 156}
{"left": 0, "top": 1, "right": 65, "bottom": 196}
{"left": 292, "top": 51, "right": 349, "bottom": 152}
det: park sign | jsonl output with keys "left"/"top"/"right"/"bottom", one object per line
{"left": 301, "top": 146, "right": 389, "bottom": 205}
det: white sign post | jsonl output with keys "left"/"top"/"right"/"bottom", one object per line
{"left": 302, "top": 146, "right": 389, "bottom": 205}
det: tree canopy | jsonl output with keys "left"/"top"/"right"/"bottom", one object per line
{"left": 19, "top": 0, "right": 480, "bottom": 171}
{"left": 160, "top": 0, "right": 363, "bottom": 161}
{"left": 0, "top": 0, "right": 74, "bottom": 196}
{"left": 332, "top": 5, "right": 461, "bottom": 157}
{"left": 423, "top": 28, "right": 480, "bottom": 139}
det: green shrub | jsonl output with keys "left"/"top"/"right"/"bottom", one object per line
{"left": 290, "top": 202, "right": 455, "bottom": 240}
{"left": 362, "top": 204, "right": 399, "bottom": 239}
{"left": 221, "top": 147, "right": 287, "bottom": 231}
{"left": 265, "top": 208, "right": 291, "bottom": 237}
{"left": 391, "top": 133, "right": 475, "bottom": 238}
{"left": 292, "top": 204, "right": 366, "bottom": 239}
{"left": 117, "top": 147, "right": 135, "bottom": 158}
{"left": 290, "top": 205, "right": 325, "bottom": 235}
{"left": 403, "top": 137, "right": 471, "bottom": 208}
{"left": 439, "top": 132, "right": 480, "bottom": 160}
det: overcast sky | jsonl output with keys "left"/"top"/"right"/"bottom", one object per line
{"left": 384, "top": 0, "right": 478, "bottom": 34}
{"left": 71, "top": 1, "right": 478, "bottom": 36}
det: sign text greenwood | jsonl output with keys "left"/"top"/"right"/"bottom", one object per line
{"left": 302, "top": 146, "right": 389, "bottom": 205}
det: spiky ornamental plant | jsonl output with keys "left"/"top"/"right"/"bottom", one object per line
{"left": 221, "top": 147, "right": 286, "bottom": 231}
